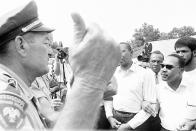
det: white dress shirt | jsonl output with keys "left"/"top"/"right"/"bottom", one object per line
{"left": 127, "top": 68, "right": 161, "bottom": 128}
{"left": 183, "top": 70, "right": 196, "bottom": 120}
{"left": 113, "top": 64, "right": 145, "bottom": 113}
{"left": 110, "top": 64, "right": 157, "bottom": 128}
{"left": 157, "top": 81, "right": 189, "bottom": 130}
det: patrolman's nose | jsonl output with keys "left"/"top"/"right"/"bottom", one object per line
{"left": 48, "top": 47, "right": 54, "bottom": 58}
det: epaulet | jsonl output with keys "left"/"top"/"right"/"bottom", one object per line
{"left": 6, "top": 78, "right": 21, "bottom": 96}
{"left": 0, "top": 73, "right": 21, "bottom": 96}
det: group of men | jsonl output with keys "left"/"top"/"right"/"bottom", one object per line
{"left": 100, "top": 37, "right": 196, "bottom": 131}
{"left": 0, "top": 0, "right": 196, "bottom": 131}
{"left": 101, "top": 43, "right": 163, "bottom": 131}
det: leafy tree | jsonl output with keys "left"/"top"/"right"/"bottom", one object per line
{"left": 131, "top": 39, "right": 145, "bottom": 48}
{"left": 131, "top": 23, "right": 196, "bottom": 43}
{"left": 168, "top": 27, "right": 179, "bottom": 39}
{"left": 178, "top": 26, "right": 195, "bottom": 37}
{"left": 159, "top": 32, "right": 170, "bottom": 40}
{"left": 158, "top": 26, "right": 195, "bottom": 40}
{"left": 168, "top": 26, "right": 195, "bottom": 39}
{"left": 133, "top": 23, "right": 160, "bottom": 42}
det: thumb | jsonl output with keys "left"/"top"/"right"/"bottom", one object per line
{"left": 71, "top": 13, "right": 87, "bottom": 45}
{"left": 115, "top": 120, "right": 121, "bottom": 125}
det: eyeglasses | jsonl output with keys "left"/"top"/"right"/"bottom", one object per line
{"left": 160, "top": 64, "right": 179, "bottom": 70}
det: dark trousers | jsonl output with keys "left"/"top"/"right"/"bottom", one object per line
{"left": 113, "top": 110, "right": 161, "bottom": 131}
{"left": 95, "top": 105, "right": 111, "bottom": 129}
{"left": 148, "top": 115, "right": 161, "bottom": 131}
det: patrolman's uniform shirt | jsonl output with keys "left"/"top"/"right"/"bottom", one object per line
{"left": 31, "top": 75, "right": 52, "bottom": 104}
{"left": 0, "top": 64, "right": 45, "bottom": 130}
{"left": 31, "top": 75, "right": 56, "bottom": 128}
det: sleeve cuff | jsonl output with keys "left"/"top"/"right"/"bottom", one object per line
{"left": 127, "top": 110, "right": 151, "bottom": 129}
{"left": 104, "top": 100, "right": 113, "bottom": 118}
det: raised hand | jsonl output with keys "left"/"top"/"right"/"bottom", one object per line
{"left": 54, "top": 13, "right": 120, "bottom": 130}
{"left": 70, "top": 13, "right": 121, "bottom": 89}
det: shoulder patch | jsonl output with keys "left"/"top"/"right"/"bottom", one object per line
{"left": 0, "top": 92, "right": 27, "bottom": 129}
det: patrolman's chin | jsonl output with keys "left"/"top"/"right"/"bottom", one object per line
{"left": 38, "top": 66, "right": 49, "bottom": 76}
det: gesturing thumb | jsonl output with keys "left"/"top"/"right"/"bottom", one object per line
{"left": 71, "top": 13, "right": 87, "bottom": 45}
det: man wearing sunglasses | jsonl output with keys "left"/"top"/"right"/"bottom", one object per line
{"left": 142, "top": 38, "right": 196, "bottom": 130}
{"left": 157, "top": 53, "right": 188, "bottom": 131}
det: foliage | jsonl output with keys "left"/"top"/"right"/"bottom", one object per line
{"left": 159, "top": 26, "right": 195, "bottom": 40}
{"left": 158, "top": 32, "right": 170, "bottom": 40}
{"left": 129, "top": 39, "right": 145, "bottom": 48}
{"left": 133, "top": 23, "right": 160, "bottom": 43}
{"left": 132, "top": 23, "right": 195, "bottom": 42}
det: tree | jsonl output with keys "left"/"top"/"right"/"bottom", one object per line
{"left": 168, "top": 26, "right": 195, "bottom": 39}
{"left": 133, "top": 23, "right": 160, "bottom": 42}
{"left": 158, "top": 26, "right": 196, "bottom": 40}
{"left": 159, "top": 32, "right": 170, "bottom": 40}
{"left": 178, "top": 26, "right": 195, "bottom": 37}
{"left": 168, "top": 27, "right": 179, "bottom": 39}
{"left": 130, "top": 38, "right": 145, "bottom": 48}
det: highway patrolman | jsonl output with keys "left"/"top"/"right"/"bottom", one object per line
{"left": 0, "top": 0, "right": 121, "bottom": 130}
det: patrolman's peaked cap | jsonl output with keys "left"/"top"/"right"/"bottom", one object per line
{"left": 0, "top": 0, "right": 54, "bottom": 45}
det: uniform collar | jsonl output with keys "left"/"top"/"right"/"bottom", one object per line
{"left": 0, "top": 64, "right": 33, "bottom": 100}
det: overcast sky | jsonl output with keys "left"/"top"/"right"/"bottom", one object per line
{"left": 1, "top": 0, "right": 196, "bottom": 47}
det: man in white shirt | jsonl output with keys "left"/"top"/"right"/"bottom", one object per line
{"left": 142, "top": 50, "right": 164, "bottom": 131}
{"left": 174, "top": 36, "right": 196, "bottom": 130}
{"left": 157, "top": 53, "right": 187, "bottom": 131}
{"left": 105, "top": 42, "right": 157, "bottom": 131}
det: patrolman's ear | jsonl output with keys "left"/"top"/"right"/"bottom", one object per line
{"left": 180, "top": 67, "right": 184, "bottom": 72}
{"left": 14, "top": 36, "right": 28, "bottom": 57}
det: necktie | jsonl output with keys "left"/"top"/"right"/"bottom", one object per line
{"left": 155, "top": 74, "right": 159, "bottom": 84}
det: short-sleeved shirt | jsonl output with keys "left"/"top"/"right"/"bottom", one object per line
{"left": 0, "top": 64, "right": 45, "bottom": 130}
{"left": 157, "top": 81, "right": 188, "bottom": 130}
